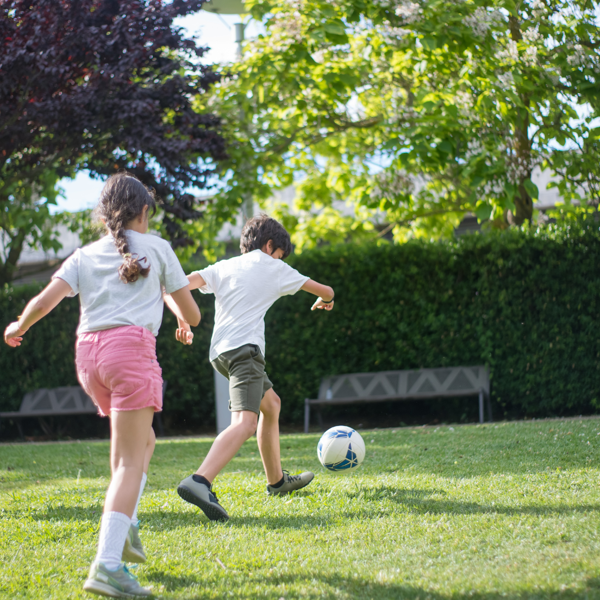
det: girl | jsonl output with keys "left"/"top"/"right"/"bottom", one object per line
{"left": 4, "top": 173, "right": 200, "bottom": 598}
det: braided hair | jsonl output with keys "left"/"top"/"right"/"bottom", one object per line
{"left": 95, "top": 173, "right": 157, "bottom": 283}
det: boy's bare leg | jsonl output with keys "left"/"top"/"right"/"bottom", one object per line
{"left": 196, "top": 410, "right": 257, "bottom": 483}
{"left": 257, "top": 388, "right": 284, "bottom": 485}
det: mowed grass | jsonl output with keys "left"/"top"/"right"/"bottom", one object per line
{"left": 2, "top": 419, "right": 600, "bottom": 599}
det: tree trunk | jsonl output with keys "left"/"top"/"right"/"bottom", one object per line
{"left": 510, "top": 185, "right": 534, "bottom": 226}
{"left": 0, "top": 228, "right": 26, "bottom": 286}
{"left": 507, "top": 16, "right": 534, "bottom": 227}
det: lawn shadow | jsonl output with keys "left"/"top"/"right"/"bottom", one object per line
{"left": 17, "top": 483, "right": 600, "bottom": 528}
{"left": 247, "top": 573, "right": 600, "bottom": 600}
{"left": 142, "top": 570, "right": 206, "bottom": 598}
{"left": 16, "top": 505, "right": 102, "bottom": 523}
{"left": 138, "top": 570, "right": 600, "bottom": 599}
{"left": 344, "top": 485, "right": 600, "bottom": 518}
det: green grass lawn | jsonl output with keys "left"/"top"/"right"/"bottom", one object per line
{"left": 2, "top": 419, "right": 600, "bottom": 599}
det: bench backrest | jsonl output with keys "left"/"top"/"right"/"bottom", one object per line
{"left": 318, "top": 366, "right": 489, "bottom": 401}
{"left": 20, "top": 387, "right": 96, "bottom": 415}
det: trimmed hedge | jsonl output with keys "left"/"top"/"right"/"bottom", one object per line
{"left": 267, "top": 221, "right": 600, "bottom": 423}
{"left": 2, "top": 221, "right": 600, "bottom": 433}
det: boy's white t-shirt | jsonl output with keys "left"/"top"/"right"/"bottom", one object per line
{"left": 53, "top": 231, "right": 189, "bottom": 336}
{"left": 196, "top": 249, "right": 309, "bottom": 361}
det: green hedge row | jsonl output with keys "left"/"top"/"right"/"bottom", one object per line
{"left": 267, "top": 220, "right": 600, "bottom": 423}
{"left": 2, "top": 220, "right": 600, "bottom": 433}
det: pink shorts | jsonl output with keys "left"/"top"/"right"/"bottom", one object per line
{"left": 75, "top": 326, "right": 163, "bottom": 417}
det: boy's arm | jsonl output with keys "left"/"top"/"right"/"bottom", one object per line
{"left": 301, "top": 279, "right": 335, "bottom": 311}
{"left": 4, "top": 278, "right": 73, "bottom": 347}
{"left": 187, "top": 272, "right": 206, "bottom": 291}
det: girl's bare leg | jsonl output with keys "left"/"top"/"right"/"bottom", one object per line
{"left": 143, "top": 426, "right": 156, "bottom": 474}
{"left": 104, "top": 407, "right": 155, "bottom": 517}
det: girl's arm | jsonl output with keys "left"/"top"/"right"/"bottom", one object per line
{"left": 162, "top": 273, "right": 206, "bottom": 319}
{"left": 163, "top": 274, "right": 206, "bottom": 346}
{"left": 4, "top": 278, "right": 74, "bottom": 347}
{"left": 163, "top": 286, "right": 201, "bottom": 325}
{"left": 301, "top": 279, "right": 335, "bottom": 311}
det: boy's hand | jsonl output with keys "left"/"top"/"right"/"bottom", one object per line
{"left": 4, "top": 322, "right": 24, "bottom": 347}
{"left": 311, "top": 298, "right": 335, "bottom": 311}
{"left": 175, "top": 319, "right": 194, "bottom": 345}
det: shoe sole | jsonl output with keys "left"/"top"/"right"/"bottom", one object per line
{"left": 268, "top": 473, "right": 315, "bottom": 496}
{"left": 122, "top": 545, "right": 146, "bottom": 564}
{"left": 177, "top": 485, "right": 229, "bottom": 522}
{"left": 83, "top": 579, "right": 144, "bottom": 598}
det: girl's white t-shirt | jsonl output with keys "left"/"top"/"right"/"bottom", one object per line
{"left": 195, "top": 249, "right": 309, "bottom": 361}
{"left": 53, "top": 231, "right": 189, "bottom": 336}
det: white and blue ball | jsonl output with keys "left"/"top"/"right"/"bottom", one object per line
{"left": 317, "top": 426, "right": 365, "bottom": 472}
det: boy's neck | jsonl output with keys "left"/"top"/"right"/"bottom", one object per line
{"left": 260, "top": 244, "right": 284, "bottom": 260}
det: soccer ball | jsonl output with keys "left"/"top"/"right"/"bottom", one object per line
{"left": 317, "top": 426, "right": 365, "bottom": 472}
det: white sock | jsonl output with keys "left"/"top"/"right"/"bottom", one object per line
{"left": 131, "top": 472, "right": 147, "bottom": 526}
{"left": 96, "top": 511, "right": 132, "bottom": 571}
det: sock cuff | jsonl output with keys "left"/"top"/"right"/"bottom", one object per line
{"left": 270, "top": 475, "right": 285, "bottom": 488}
{"left": 192, "top": 474, "right": 212, "bottom": 488}
{"left": 103, "top": 511, "right": 133, "bottom": 526}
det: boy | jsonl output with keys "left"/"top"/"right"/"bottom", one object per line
{"left": 170, "top": 214, "right": 335, "bottom": 521}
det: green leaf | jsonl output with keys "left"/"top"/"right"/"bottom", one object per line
{"left": 438, "top": 140, "right": 453, "bottom": 154}
{"left": 475, "top": 202, "right": 493, "bottom": 222}
{"left": 422, "top": 36, "right": 437, "bottom": 50}
{"left": 324, "top": 21, "right": 346, "bottom": 36}
{"left": 524, "top": 179, "right": 539, "bottom": 200}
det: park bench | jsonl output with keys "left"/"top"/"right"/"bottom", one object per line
{"left": 304, "top": 365, "right": 492, "bottom": 433}
{"left": 0, "top": 384, "right": 166, "bottom": 439}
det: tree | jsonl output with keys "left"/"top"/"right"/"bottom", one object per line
{"left": 0, "top": 0, "right": 226, "bottom": 284}
{"left": 203, "top": 0, "right": 600, "bottom": 249}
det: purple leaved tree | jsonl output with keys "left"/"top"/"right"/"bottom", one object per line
{"left": 0, "top": 0, "right": 227, "bottom": 284}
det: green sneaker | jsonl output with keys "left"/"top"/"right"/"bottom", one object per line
{"left": 122, "top": 523, "right": 146, "bottom": 564}
{"left": 267, "top": 470, "right": 314, "bottom": 496}
{"left": 177, "top": 475, "right": 229, "bottom": 522}
{"left": 83, "top": 561, "right": 152, "bottom": 597}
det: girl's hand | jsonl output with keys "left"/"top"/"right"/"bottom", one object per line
{"left": 4, "top": 322, "right": 25, "bottom": 347}
{"left": 175, "top": 319, "right": 194, "bottom": 345}
{"left": 311, "top": 298, "right": 335, "bottom": 311}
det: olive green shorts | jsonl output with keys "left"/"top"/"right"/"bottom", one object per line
{"left": 211, "top": 344, "right": 273, "bottom": 415}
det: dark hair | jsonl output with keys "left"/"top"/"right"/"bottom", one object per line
{"left": 95, "top": 172, "right": 158, "bottom": 283}
{"left": 240, "top": 214, "right": 293, "bottom": 259}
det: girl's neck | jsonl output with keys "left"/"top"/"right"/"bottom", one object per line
{"left": 124, "top": 216, "right": 149, "bottom": 234}
{"left": 124, "top": 206, "right": 150, "bottom": 234}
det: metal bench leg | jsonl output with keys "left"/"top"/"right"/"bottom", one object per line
{"left": 478, "top": 391, "right": 484, "bottom": 424}
{"left": 304, "top": 400, "right": 310, "bottom": 434}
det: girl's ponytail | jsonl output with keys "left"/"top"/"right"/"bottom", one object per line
{"left": 96, "top": 173, "right": 157, "bottom": 283}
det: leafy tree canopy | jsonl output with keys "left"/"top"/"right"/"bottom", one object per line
{"left": 202, "top": 0, "right": 600, "bottom": 250}
{"left": 0, "top": 0, "right": 226, "bottom": 284}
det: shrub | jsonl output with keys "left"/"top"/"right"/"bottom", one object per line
{"left": 2, "top": 220, "right": 600, "bottom": 433}
{"left": 267, "top": 220, "right": 600, "bottom": 423}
